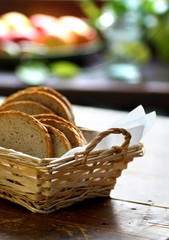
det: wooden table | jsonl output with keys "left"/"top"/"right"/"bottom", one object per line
{"left": 0, "top": 105, "right": 168, "bottom": 240}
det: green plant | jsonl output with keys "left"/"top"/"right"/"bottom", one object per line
{"left": 79, "top": 0, "right": 169, "bottom": 64}
{"left": 140, "top": 0, "right": 169, "bottom": 63}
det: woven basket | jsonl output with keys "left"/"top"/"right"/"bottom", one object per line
{"left": 0, "top": 128, "right": 144, "bottom": 214}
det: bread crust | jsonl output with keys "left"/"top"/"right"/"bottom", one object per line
{"left": 26, "top": 86, "right": 73, "bottom": 115}
{"left": 2, "top": 90, "right": 72, "bottom": 122}
{"left": 2, "top": 87, "right": 75, "bottom": 123}
{"left": 0, "top": 87, "right": 85, "bottom": 158}
{"left": 37, "top": 118, "right": 85, "bottom": 148}
{"left": 34, "top": 113, "right": 87, "bottom": 145}
{"left": 0, "top": 100, "right": 54, "bottom": 115}
{"left": 0, "top": 110, "right": 53, "bottom": 158}
{"left": 44, "top": 124, "right": 71, "bottom": 157}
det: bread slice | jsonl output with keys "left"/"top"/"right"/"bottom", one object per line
{"left": 2, "top": 90, "right": 72, "bottom": 122}
{"left": 44, "top": 124, "right": 71, "bottom": 157}
{"left": 37, "top": 118, "right": 86, "bottom": 148}
{"left": 0, "top": 100, "right": 54, "bottom": 115}
{"left": 26, "top": 86, "right": 74, "bottom": 123}
{"left": 34, "top": 113, "right": 87, "bottom": 145}
{"left": 0, "top": 110, "right": 53, "bottom": 158}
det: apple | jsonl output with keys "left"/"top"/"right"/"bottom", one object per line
{"left": 0, "top": 19, "right": 10, "bottom": 41}
{"left": 1, "top": 12, "right": 31, "bottom": 30}
{"left": 59, "top": 16, "right": 98, "bottom": 44}
{"left": 1, "top": 12, "right": 44, "bottom": 43}
{"left": 30, "top": 14, "right": 58, "bottom": 33}
{"left": 30, "top": 14, "right": 76, "bottom": 46}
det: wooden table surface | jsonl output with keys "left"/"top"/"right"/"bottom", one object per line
{"left": 0, "top": 105, "right": 168, "bottom": 240}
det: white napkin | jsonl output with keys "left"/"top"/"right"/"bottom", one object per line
{"left": 61, "top": 105, "right": 156, "bottom": 158}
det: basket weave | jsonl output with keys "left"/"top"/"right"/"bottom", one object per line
{"left": 0, "top": 128, "right": 144, "bottom": 214}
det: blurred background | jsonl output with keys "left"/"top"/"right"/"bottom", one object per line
{"left": 0, "top": 0, "right": 169, "bottom": 115}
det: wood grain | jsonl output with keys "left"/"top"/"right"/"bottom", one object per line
{"left": 0, "top": 198, "right": 168, "bottom": 240}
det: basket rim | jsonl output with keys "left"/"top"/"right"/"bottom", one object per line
{"left": 0, "top": 128, "right": 144, "bottom": 169}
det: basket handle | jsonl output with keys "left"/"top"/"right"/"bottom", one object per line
{"left": 75, "top": 128, "right": 131, "bottom": 165}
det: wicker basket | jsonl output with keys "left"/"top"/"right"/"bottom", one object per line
{"left": 0, "top": 128, "right": 144, "bottom": 214}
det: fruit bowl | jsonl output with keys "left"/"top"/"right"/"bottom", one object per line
{"left": 0, "top": 12, "right": 102, "bottom": 69}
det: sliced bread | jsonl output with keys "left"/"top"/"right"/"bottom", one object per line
{"left": 26, "top": 86, "right": 74, "bottom": 123}
{"left": 34, "top": 113, "right": 87, "bottom": 145}
{"left": 0, "top": 110, "right": 53, "bottom": 158}
{"left": 44, "top": 124, "right": 71, "bottom": 157}
{"left": 37, "top": 118, "right": 86, "bottom": 148}
{"left": 2, "top": 90, "right": 72, "bottom": 122}
{"left": 0, "top": 100, "right": 54, "bottom": 115}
